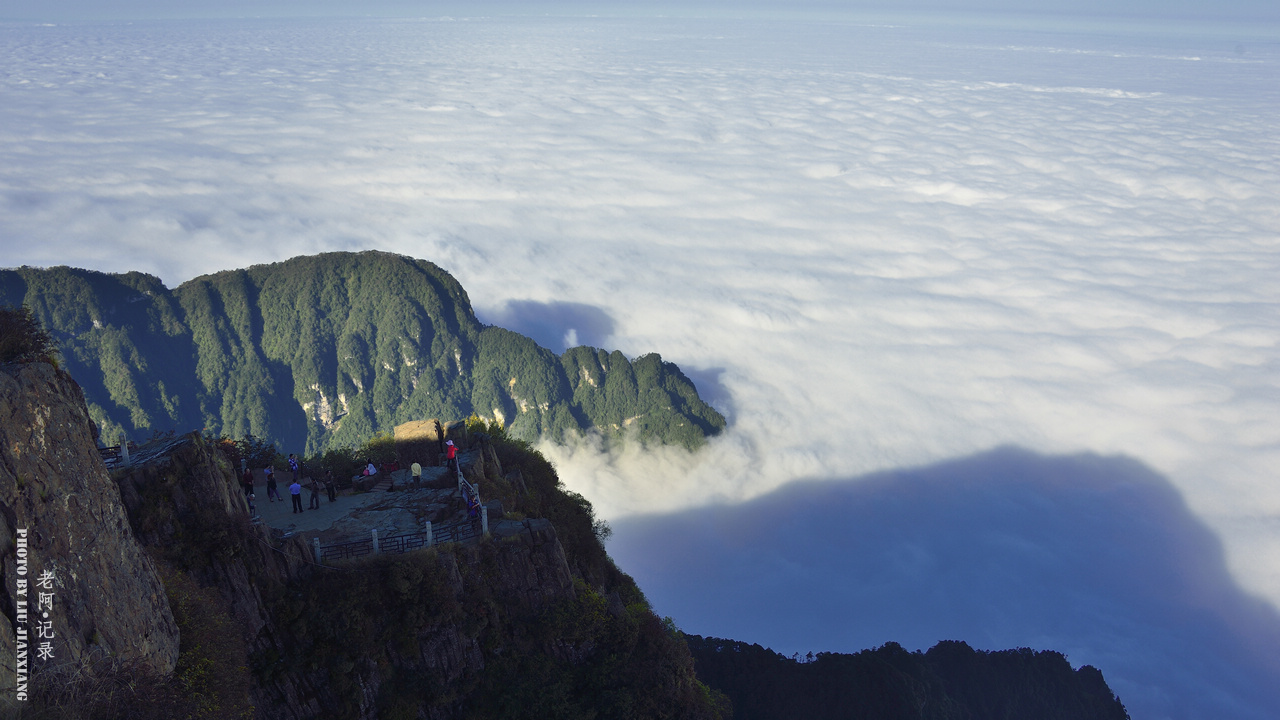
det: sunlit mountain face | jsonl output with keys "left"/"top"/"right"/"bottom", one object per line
{"left": 2, "top": 6, "right": 1278, "bottom": 717}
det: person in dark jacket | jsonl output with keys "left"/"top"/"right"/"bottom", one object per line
{"left": 266, "top": 466, "right": 281, "bottom": 502}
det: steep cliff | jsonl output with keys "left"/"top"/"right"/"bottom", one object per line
{"left": 111, "top": 432, "right": 313, "bottom": 718}
{"left": 0, "top": 352, "right": 723, "bottom": 718}
{"left": 105, "top": 430, "right": 722, "bottom": 720}
{"left": 0, "top": 361, "right": 178, "bottom": 701}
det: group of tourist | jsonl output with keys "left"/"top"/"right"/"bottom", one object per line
{"left": 239, "top": 439, "right": 459, "bottom": 516}
{"left": 240, "top": 452, "right": 338, "bottom": 515}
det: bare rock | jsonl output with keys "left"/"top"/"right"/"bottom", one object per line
{"left": 0, "top": 362, "right": 179, "bottom": 690}
{"left": 394, "top": 418, "right": 445, "bottom": 467}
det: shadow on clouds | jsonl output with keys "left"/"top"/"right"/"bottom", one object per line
{"left": 676, "top": 366, "right": 735, "bottom": 423}
{"left": 608, "top": 447, "right": 1280, "bottom": 720}
{"left": 477, "top": 299, "right": 615, "bottom": 353}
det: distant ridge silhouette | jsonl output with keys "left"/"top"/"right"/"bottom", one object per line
{"left": 610, "top": 447, "right": 1280, "bottom": 720}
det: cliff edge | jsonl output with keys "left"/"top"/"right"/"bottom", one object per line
{"left": 1, "top": 355, "right": 723, "bottom": 719}
{"left": 0, "top": 361, "right": 178, "bottom": 700}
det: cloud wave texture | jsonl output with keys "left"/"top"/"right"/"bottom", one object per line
{"left": 2, "top": 14, "right": 1279, "bottom": 711}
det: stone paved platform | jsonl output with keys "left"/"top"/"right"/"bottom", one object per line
{"left": 250, "top": 463, "right": 468, "bottom": 546}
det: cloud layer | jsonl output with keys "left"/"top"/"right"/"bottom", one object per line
{"left": 2, "top": 12, "right": 1278, "bottom": 713}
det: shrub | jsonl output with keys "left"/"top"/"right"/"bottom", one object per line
{"left": 303, "top": 432, "right": 400, "bottom": 489}
{"left": 207, "top": 434, "right": 281, "bottom": 472}
{"left": 362, "top": 430, "right": 397, "bottom": 464}
{"left": 308, "top": 445, "right": 362, "bottom": 486}
{"left": 15, "top": 657, "right": 190, "bottom": 720}
{"left": 160, "top": 565, "right": 255, "bottom": 719}
{"left": 0, "top": 305, "right": 59, "bottom": 366}
{"left": 465, "top": 414, "right": 507, "bottom": 440}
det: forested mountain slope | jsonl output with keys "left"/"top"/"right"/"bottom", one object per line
{"left": 0, "top": 251, "right": 724, "bottom": 454}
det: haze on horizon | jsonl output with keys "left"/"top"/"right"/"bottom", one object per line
{"left": 1, "top": 1, "right": 1278, "bottom": 716}
{"left": 2, "top": 0, "right": 1279, "bottom": 23}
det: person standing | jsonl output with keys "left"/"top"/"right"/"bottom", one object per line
{"left": 288, "top": 453, "right": 300, "bottom": 482}
{"left": 445, "top": 440, "right": 458, "bottom": 475}
{"left": 242, "top": 467, "right": 254, "bottom": 498}
{"left": 266, "top": 465, "right": 280, "bottom": 502}
{"left": 308, "top": 474, "right": 321, "bottom": 509}
{"left": 324, "top": 469, "right": 337, "bottom": 502}
{"left": 411, "top": 461, "right": 422, "bottom": 487}
{"left": 290, "top": 478, "right": 303, "bottom": 513}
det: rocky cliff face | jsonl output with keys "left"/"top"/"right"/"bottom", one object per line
{"left": 0, "top": 361, "right": 178, "bottom": 695}
{"left": 109, "top": 430, "right": 583, "bottom": 719}
{"left": 248, "top": 519, "right": 581, "bottom": 720}
{"left": 1, "top": 357, "right": 720, "bottom": 719}
{"left": 110, "top": 433, "right": 315, "bottom": 714}
{"left": 110, "top": 428, "right": 720, "bottom": 720}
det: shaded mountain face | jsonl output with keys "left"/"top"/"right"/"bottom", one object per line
{"left": 0, "top": 362, "right": 180, "bottom": 683}
{"left": 0, "top": 251, "right": 724, "bottom": 454}
{"left": 685, "top": 635, "right": 1129, "bottom": 720}
{"left": 609, "top": 447, "right": 1280, "bottom": 720}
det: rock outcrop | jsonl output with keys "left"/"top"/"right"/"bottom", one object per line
{"left": 110, "top": 433, "right": 315, "bottom": 701}
{"left": 247, "top": 519, "right": 580, "bottom": 720}
{"left": 103, "top": 430, "right": 616, "bottom": 719}
{"left": 1, "top": 358, "right": 722, "bottom": 719}
{"left": 0, "top": 361, "right": 179, "bottom": 694}
{"left": 394, "top": 419, "right": 447, "bottom": 467}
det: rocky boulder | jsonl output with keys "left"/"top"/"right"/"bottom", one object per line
{"left": 394, "top": 418, "right": 446, "bottom": 467}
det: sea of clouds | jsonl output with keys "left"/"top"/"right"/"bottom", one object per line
{"left": 2, "top": 11, "right": 1278, "bottom": 717}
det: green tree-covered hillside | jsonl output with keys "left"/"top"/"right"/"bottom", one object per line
{"left": 0, "top": 252, "right": 724, "bottom": 454}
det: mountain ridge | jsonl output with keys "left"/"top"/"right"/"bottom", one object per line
{"left": 0, "top": 251, "right": 725, "bottom": 455}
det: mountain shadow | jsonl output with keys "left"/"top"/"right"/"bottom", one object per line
{"left": 608, "top": 447, "right": 1280, "bottom": 720}
{"left": 678, "top": 365, "right": 734, "bottom": 423}
{"left": 477, "top": 299, "right": 616, "bottom": 353}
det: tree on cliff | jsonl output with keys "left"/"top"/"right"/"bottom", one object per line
{"left": 0, "top": 304, "right": 59, "bottom": 365}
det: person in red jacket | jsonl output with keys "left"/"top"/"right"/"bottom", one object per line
{"left": 446, "top": 440, "right": 458, "bottom": 475}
